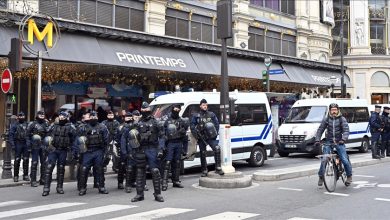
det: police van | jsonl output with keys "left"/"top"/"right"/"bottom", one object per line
{"left": 276, "top": 98, "right": 371, "bottom": 157}
{"left": 150, "top": 90, "right": 273, "bottom": 169}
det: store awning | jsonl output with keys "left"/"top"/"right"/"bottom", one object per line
{"left": 281, "top": 63, "right": 352, "bottom": 87}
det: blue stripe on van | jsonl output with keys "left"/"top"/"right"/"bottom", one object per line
{"left": 231, "top": 115, "right": 272, "bottom": 143}
{"left": 350, "top": 124, "right": 370, "bottom": 135}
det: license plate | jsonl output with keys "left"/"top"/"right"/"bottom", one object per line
{"left": 285, "top": 144, "right": 296, "bottom": 148}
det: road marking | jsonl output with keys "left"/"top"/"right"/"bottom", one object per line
{"left": 377, "top": 184, "right": 390, "bottom": 188}
{"left": 324, "top": 192, "right": 349, "bottom": 197}
{"left": 375, "top": 198, "right": 390, "bottom": 202}
{"left": 267, "top": 158, "right": 284, "bottom": 161}
{"left": 0, "top": 202, "right": 84, "bottom": 219}
{"left": 108, "top": 208, "right": 194, "bottom": 220}
{"left": 278, "top": 187, "right": 303, "bottom": 192}
{"left": 288, "top": 218, "right": 325, "bottom": 220}
{"left": 354, "top": 175, "right": 375, "bottom": 178}
{"left": 193, "top": 211, "right": 260, "bottom": 220}
{"left": 28, "top": 204, "right": 135, "bottom": 220}
{"left": 0, "top": 201, "right": 30, "bottom": 208}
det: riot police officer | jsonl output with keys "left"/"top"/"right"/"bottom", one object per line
{"left": 102, "top": 111, "right": 120, "bottom": 173}
{"left": 369, "top": 105, "right": 383, "bottom": 159}
{"left": 74, "top": 112, "right": 89, "bottom": 190}
{"left": 161, "top": 104, "right": 189, "bottom": 191}
{"left": 9, "top": 112, "right": 30, "bottom": 182}
{"left": 381, "top": 107, "right": 390, "bottom": 157}
{"left": 42, "top": 111, "right": 76, "bottom": 196}
{"left": 27, "top": 110, "right": 49, "bottom": 187}
{"left": 78, "top": 111, "right": 109, "bottom": 196}
{"left": 190, "top": 99, "right": 224, "bottom": 177}
{"left": 120, "top": 111, "right": 138, "bottom": 193}
{"left": 131, "top": 102, "right": 164, "bottom": 203}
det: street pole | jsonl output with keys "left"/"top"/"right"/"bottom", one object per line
{"left": 36, "top": 51, "right": 42, "bottom": 112}
{"left": 220, "top": 38, "right": 229, "bottom": 124}
{"left": 340, "top": 0, "right": 345, "bottom": 98}
{"left": 2, "top": 94, "right": 13, "bottom": 179}
{"left": 266, "top": 66, "right": 270, "bottom": 92}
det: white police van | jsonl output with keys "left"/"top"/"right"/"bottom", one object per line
{"left": 276, "top": 98, "right": 371, "bottom": 157}
{"left": 150, "top": 90, "right": 273, "bottom": 169}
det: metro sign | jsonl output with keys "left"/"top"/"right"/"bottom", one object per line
{"left": 1, "top": 69, "right": 13, "bottom": 93}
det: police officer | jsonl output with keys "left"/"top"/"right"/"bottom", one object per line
{"left": 369, "top": 105, "right": 383, "bottom": 159}
{"left": 190, "top": 99, "right": 224, "bottom": 177}
{"left": 131, "top": 102, "right": 164, "bottom": 203}
{"left": 42, "top": 111, "right": 76, "bottom": 196}
{"left": 161, "top": 104, "right": 189, "bottom": 191}
{"left": 115, "top": 111, "right": 134, "bottom": 190}
{"left": 27, "top": 110, "right": 49, "bottom": 187}
{"left": 78, "top": 111, "right": 109, "bottom": 196}
{"left": 9, "top": 112, "right": 30, "bottom": 182}
{"left": 120, "top": 111, "right": 138, "bottom": 193}
{"left": 381, "top": 107, "right": 390, "bottom": 157}
{"left": 74, "top": 112, "right": 90, "bottom": 190}
{"left": 102, "top": 111, "right": 120, "bottom": 172}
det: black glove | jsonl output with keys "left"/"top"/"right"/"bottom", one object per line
{"left": 338, "top": 140, "right": 344, "bottom": 145}
{"left": 314, "top": 141, "right": 320, "bottom": 147}
{"left": 157, "top": 150, "right": 164, "bottom": 159}
{"left": 182, "top": 152, "right": 188, "bottom": 157}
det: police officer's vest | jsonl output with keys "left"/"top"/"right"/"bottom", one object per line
{"left": 166, "top": 118, "right": 184, "bottom": 141}
{"left": 31, "top": 121, "right": 47, "bottom": 137}
{"left": 138, "top": 118, "right": 158, "bottom": 145}
{"left": 15, "top": 123, "right": 28, "bottom": 141}
{"left": 85, "top": 124, "right": 104, "bottom": 149}
{"left": 370, "top": 112, "right": 383, "bottom": 133}
{"left": 104, "top": 120, "right": 119, "bottom": 137}
{"left": 197, "top": 111, "right": 217, "bottom": 139}
{"left": 52, "top": 124, "right": 72, "bottom": 149}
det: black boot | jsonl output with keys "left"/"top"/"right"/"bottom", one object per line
{"left": 380, "top": 141, "right": 386, "bottom": 158}
{"left": 125, "top": 165, "right": 133, "bottom": 193}
{"left": 387, "top": 141, "right": 390, "bottom": 157}
{"left": 131, "top": 166, "right": 145, "bottom": 202}
{"left": 214, "top": 149, "right": 224, "bottom": 175}
{"left": 13, "top": 157, "right": 21, "bottom": 182}
{"left": 200, "top": 150, "right": 208, "bottom": 177}
{"left": 117, "top": 162, "right": 125, "bottom": 189}
{"left": 22, "top": 157, "right": 30, "bottom": 181}
{"left": 151, "top": 168, "right": 164, "bottom": 202}
{"left": 30, "top": 161, "right": 39, "bottom": 187}
{"left": 97, "top": 166, "right": 109, "bottom": 194}
{"left": 79, "top": 166, "right": 88, "bottom": 196}
{"left": 42, "top": 164, "right": 54, "bottom": 196}
{"left": 372, "top": 142, "right": 381, "bottom": 159}
{"left": 162, "top": 161, "right": 170, "bottom": 191}
{"left": 56, "top": 165, "right": 65, "bottom": 194}
{"left": 172, "top": 160, "right": 183, "bottom": 188}
{"left": 39, "top": 162, "right": 46, "bottom": 185}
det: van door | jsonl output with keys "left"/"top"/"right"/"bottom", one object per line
{"left": 229, "top": 105, "right": 244, "bottom": 160}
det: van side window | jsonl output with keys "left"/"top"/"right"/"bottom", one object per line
{"left": 238, "top": 104, "right": 268, "bottom": 125}
{"left": 182, "top": 104, "right": 221, "bottom": 120}
{"left": 354, "top": 107, "right": 369, "bottom": 122}
{"left": 340, "top": 107, "right": 354, "bottom": 123}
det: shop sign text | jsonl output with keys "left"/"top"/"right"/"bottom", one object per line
{"left": 116, "top": 52, "right": 187, "bottom": 68}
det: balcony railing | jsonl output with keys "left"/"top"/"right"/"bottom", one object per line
{"left": 369, "top": 7, "right": 386, "bottom": 19}
{"left": 371, "top": 46, "right": 386, "bottom": 55}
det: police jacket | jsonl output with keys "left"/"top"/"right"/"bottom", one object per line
{"left": 135, "top": 116, "right": 163, "bottom": 148}
{"left": 163, "top": 114, "right": 189, "bottom": 142}
{"left": 381, "top": 112, "right": 390, "bottom": 133}
{"left": 79, "top": 123, "right": 109, "bottom": 150}
{"left": 315, "top": 111, "right": 349, "bottom": 143}
{"left": 369, "top": 112, "right": 383, "bottom": 133}
{"left": 190, "top": 110, "right": 219, "bottom": 140}
{"left": 120, "top": 122, "right": 137, "bottom": 156}
{"left": 9, "top": 121, "right": 28, "bottom": 147}
{"left": 49, "top": 122, "right": 76, "bottom": 150}
{"left": 26, "top": 119, "right": 49, "bottom": 148}
{"left": 102, "top": 119, "right": 120, "bottom": 142}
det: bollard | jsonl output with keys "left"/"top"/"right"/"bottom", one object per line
{"left": 218, "top": 124, "right": 235, "bottom": 174}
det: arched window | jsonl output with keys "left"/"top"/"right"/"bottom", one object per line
{"left": 371, "top": 71, "right": 390, "bottom": 87}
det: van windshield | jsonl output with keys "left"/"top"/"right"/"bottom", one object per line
{"left": 285, "top": 106, "right": 327, "bottom": 123}
{"left": 151, "top": 103, "right": 183, "bottom": 120}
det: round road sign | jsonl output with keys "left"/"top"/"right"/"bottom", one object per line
{"left": 1, "top": 69, "right": 13, "bottom": 93}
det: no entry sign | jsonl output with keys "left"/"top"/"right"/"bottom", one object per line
{"left": 1, "top": 69, "right": 12, "bottom": 93}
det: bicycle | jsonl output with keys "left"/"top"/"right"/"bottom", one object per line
{"left": 317, "top": 143, "right": 351, "bottom": 192}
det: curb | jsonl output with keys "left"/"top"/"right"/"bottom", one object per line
{"left": 199, "top": 172, "right": 252, "bottom": 189}
{"left": 252, "top": 157, "right": 390, "bottom": 181}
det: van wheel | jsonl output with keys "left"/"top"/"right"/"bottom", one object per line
{"left": 278, "top": 151, "right": 289, "bottom": 157}
{"left": 359, "top": 138, "right": 369, "bottom": 153}
{"left": 249, "top": 146, "right": 265, "bottom": 167}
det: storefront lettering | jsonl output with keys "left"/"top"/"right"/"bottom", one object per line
{"left": 311, "top": 75, "right": 340, "bottom": 83}
{"left": 116, "top": 52, "right": 187, "bottom": 68}
{"left": 28, "top": 19, "right": 54, "bottom": 48}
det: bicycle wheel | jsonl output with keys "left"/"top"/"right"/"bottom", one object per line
{"left": 323, "top": 158, "right": 337, "bottom": 192}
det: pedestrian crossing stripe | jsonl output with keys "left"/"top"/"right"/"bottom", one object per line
{"left": 0, "top": 201, "right": 31, "bottom": 208}
{"left": 193, "top": 211, "right": 260, "bottom": 220}
{"left": 0, "top": 202, "right": 84, "bottom": 219}
{"left": 108, "top": 208, "right": 195, "bottom": 220}
{"left": 28, "top": 205, "right": 135, "bottom": 220}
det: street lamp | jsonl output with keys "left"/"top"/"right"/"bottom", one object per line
{"left": 330, "top": 75, "right": 337, "bottom": 98}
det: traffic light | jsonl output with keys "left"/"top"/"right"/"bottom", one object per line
{"left": 262, "top": 70, "right": 268, "bottom": 85}
{"left": 8, "top": 38, "right": 22, "bottom": 72}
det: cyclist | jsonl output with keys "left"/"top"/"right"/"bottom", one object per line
{"left": 315, "top": 103, "right": 352, "bottom": 187}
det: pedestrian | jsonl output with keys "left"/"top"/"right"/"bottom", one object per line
{"left": 26, "top": 110, "right": 50, "bottom": 187}
{"left": 190, "top": 99, "right": 224, "bottom": 177}
{"left": 42, "top": 111, "right": 76, "bottom": 196}
{"left": 9, "top": 112, "right": 30, "bottom": 183}
{"left": 369, "top": 105, "right": 383, "bottom": 159}
{"left": 381, "top": 107, "right": 390, "bottom": 157}
{"left": 131, "top": 102, "right": 164, "bottom": 202}
{"left": 161, "top": 104, "right": 189, "bottom": 191}
{"left": 315, "top": 103, "right": 352, "bottom": 186}
{"left": 78, "top": 111, "right": 109, "bottom": 196}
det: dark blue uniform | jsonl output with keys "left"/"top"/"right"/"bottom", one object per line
{"left": 120, "top": 122, "right": 138, "bottom": 193}
{"left": 381, "top": 111, "right": 390, "bottom": 157}
{"left": 78, "top": 121, "right": 109, "bottom": 195}
{"left": 369, "top": 111, "right": 383, "bottom": 159}
{"left": 9, "top": 120, "right": 30, "bottom": 182}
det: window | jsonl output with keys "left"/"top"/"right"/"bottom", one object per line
{"left": 265, "top": 0, "right": 279, "bottom": 11}
{"left": 39, "top": 0, "right": 59, "bottom": 17}
{"left": 237, "top": 104, "right": 268, "bottom": 125}
{"left": 97, "top": 1, "right": 113, "bottom": 26}
{"left": 371, "top": 71, "right": 390, "bottom": 87}
{"left": 0, "top": 0, "right": 6, "bottom": 9}
{"left": 191, "top": 15, "right": 213, "bottom": 43}
{"left": 370, "top": 21, "right": 386, "bottom": 54}
{"left": 80, "top": 0, "right": 97, "bottom": 23}
{"left": 354, "top": 108, "right": 369, "bottom": 122}
{"left": 282, "top": 34, "right": 296, "bottom": 57}
{"left": 182, "top": 104, "right": 220, "bottom": 119}
{"left": 248, "top": 27, "right": 265, "bottom": 52}
{"left": 281, "top": 0, "right": 294, "bottom": 15}
{"left": 266, "top": 31, "right": 281, "bottom": 54}
{"left": 250, "top": 0, "right": 294, "bottom": 15}
{"left": 58, "top": 0, "right": 77, "bottom": 20}
{"left": 340, "top": 107, "right": 369, "bottom": 123}
{"left": 165, "top": 9, "right": 189, "bottom": 39}
{"left": 285, "top": 106, "right": 327, "bottom": 123}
